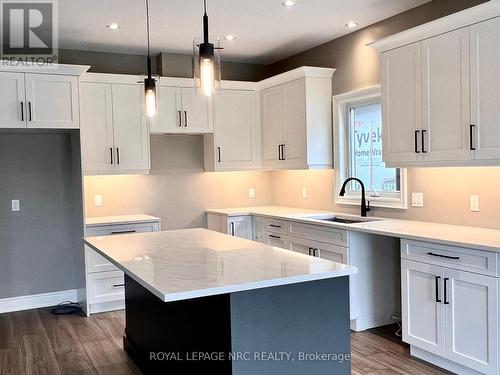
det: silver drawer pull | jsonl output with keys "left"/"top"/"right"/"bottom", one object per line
{"left": 110, "top": 230, "right": 137, "bottom": 235}
{"left": 113, "top": 283, "right": 125, "bottom": 288}
{"left": 427, "top": 252, "right": 460, "bottom": 260}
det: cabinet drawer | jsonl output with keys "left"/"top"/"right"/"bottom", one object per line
{"left": 86, "top": 221, "right": 160, "bottom": 237}
{"left": 87, "top": 271, "right": 125, "bottom": 304}
{"left": 258, "top": 217, "right": 288, "bottom": 234}
{"left": 401, "top": 240, "right": 498, "bottom": 277}
{"left": 288, "top": 221, "right": 348, "bottom": 246}
{"left": 287, "top": 235, "right": 348, "bottom": 264}
{"left": 85, "top": 245, "right": 117, "bottom": 273}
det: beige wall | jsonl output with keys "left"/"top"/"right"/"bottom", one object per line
{"left": 84, "top": 135, "right": 273, "bottom": 230}
{"left": 271, "top": 169, "right": 500, "bottom": 229}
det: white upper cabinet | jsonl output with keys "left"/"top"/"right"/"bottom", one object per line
{"left": 421, "top": 28, "right": 470, "bottom": 162}
{"left": 373, "top": 3, "right": 500, "bottom": 166}
{"left": 382, "top": 43, "right": 422, "bottom": 164}
{"left": 150, "top": 86, "right": 182, "bottom": 133}
{"left": 80, "top": 83, "right": 114, "bottom": 173}
{"left": 0, "top": 65, "right": 87, "bottom": 129}
{"left": 80, "top": 74, "right": 150, "bottom": 175}
{"left": 470, "top": 17, "right": 500, "bottom": 160}
{"left": 150, "top": 79, "right": 212, "bottom": 134}
{"left": 0, "top": 72, "right": 26, "bottom": 128}
{"left": 112, "top": 84, "right": 150, "bottom": 172}
{"left": 260, "top": 67, "right": 335, "bottom": 170}
{"left": 25, "top": 74, "right": 80, "bottom": 129}
{"left": 204, "top": 88, "right": 261, "bottom": 172}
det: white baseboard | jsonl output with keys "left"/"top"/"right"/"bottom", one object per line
{"left": 0, "top": 289, "right": 78, "bottom": 314}
{"left": 411, "top": 346, "right": 485, "bottom": 375}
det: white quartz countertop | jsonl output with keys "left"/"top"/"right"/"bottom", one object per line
{"left": 86, "top": 214, "right": 161, "bottom": 227}
{"left": 206, "top": 206, "right": 500, "bottom": 253}
{"left": 84, "top": 228, "right": 357, "bottom": 302}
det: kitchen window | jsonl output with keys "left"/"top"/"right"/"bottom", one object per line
{"left": 333, "top": 86, "right": 407, "bottom": 209}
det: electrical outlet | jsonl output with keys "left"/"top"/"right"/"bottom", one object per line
{"left": 470, "top": 195, "right": 480, "bottom": 212}
{"left": 302, "top": 187, "right": 308, "bottom": 199}
{"left": 94, "top": 195, "right": 103, "bottom": 207}
{"left": 411, "top": 192, "right": 424, "bottom": 207}
{"left": 11, "top": 200, "right": 20, "bottom": 212}
{"left": 248, "top": 188, "right": 255, "bottom": 199}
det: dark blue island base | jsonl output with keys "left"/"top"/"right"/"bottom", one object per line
{"left": 123, "top": 274, "right": 351, "bottom": 375}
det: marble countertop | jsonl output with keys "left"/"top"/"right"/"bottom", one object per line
{"left": 206, "top": 206, "right": 500, "bottom": 252}
{"left": 84, "top": 228, "right": 357, "bottom": 302}
{"left": 86, "top": 214, "right": 161, "bottom": 227}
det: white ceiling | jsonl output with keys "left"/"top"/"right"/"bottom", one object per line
{"left": 58, "top": 0, "right": 429, "bottom": 64}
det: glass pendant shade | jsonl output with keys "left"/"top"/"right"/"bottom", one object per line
{"left": 144, "top": 75, "right": 157, "bottom": 118}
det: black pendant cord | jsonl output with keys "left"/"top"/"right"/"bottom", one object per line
{"left": 145, "top": 0, "right": 152, "bottom": 78}
{"left": 203, "top": 0, "right": 209, "bottom": 44}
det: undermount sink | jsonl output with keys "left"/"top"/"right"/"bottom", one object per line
{"left": 305, "top": 215, "right": 380, "bottom": 224}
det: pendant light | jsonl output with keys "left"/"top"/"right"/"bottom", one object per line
{"left": 195, "top": 0, "right": 221, "bottom": 97}
{"left": 144, "top": 0, "right": 157, "bottom": 117}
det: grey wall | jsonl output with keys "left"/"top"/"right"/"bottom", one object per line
{"left": 268, "top": 0, "right": 488, "bottom": 94}
{"left": 0, "top": 132, "right": 84, "bottom": 299}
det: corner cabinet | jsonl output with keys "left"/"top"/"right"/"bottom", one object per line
{"left": 80, "top": 74, "right": 151, "bottom": 175}
{"left": 373, "top": 4, "right": 500, "bottom": 167}
{"left": 401, "top": 240, "right": 498, "bottom": 375}
{"left": 260, "top": 67, "right": 335, "bottom": 170}
{"left": 204, "top": 84, "right": 261, "bottom": 172}
{"left": 0, "top": 65, "right": 88, "bottom": 129}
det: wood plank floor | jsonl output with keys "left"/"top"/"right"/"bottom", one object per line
{"left": 0, "top": 308, "right": 451, "bottom": 375}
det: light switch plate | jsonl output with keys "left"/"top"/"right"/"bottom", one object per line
{"left": 94, "top": 195, "right": 103, "bottom": 207}
{"left": 302, "top": 187, "right": 308, "bottom": 199}
{"left": 11, "top": 200, "right": 20, "bottom": 212}
{"left": 411, "top": 192, "right": 424, "bottom": 207}
{"left": 470, "top": 195, "right": 480, "bottom": 212}
{"left": 248, "top": 188, "right": 255, "bottom": 199}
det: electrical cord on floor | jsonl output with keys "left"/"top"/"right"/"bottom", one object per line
{"left": 51, "top": 301, "right": 83, "bottom": 315}
{"left": 392, "top": 315, "right": 402, "bottom": 337}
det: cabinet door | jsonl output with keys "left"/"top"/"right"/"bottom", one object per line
{"left": 261, "top": 86, "right": 283, "bottom": 168}
{"left": 228, "top": 216, "right": 253, "bottom": 240}
{"left": 150, "top": 86, "right": 182, "bottom": 133}
{"left": 0, "top": 72, "right": 26, "bottom": 128}
{"left": 214, "top": 90, "right": 259, "bottom": 170}
{"left": 471, "top": 17, "right": 500, "bottom": 160}
{"left": 282, "top": 79, "right": 307, "bottom": 168}
{"left": 80, "top": 83, "right": 115, "bottom": 174}
{"left": 25, "top": 74, "right": 79, "bottom": 129}
{"left": 112, "top": 84, "right": 150, "bottom": 172}
{"left": 401, "top": 260, "right": 445, "bottom": 356}
{"left": 422, "top": 28, "right": 470, "bottom": 162}
{"left": 181, "top": 87, "right": 212, "bottom": 133}
{"left": 382, "top": 42, "right": 422, "bottom": 164}
{"left": 444, "top": 269, "right": 498, "bottom": 375}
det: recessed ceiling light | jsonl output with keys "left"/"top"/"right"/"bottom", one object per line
{"left": 106, "top": 23, "right": 120, "bottom": 30}
{"left": 345, "top": 21, "right": 359, "bottom": 28}
{"left": 225, "top": 35, "right": 236, "bottom": 41}
{"left": 282, "top": 0, "right": 297, "bottom": 8}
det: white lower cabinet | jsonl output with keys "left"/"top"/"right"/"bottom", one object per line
{"left": 402, "top": 240, "right": 498, "bottom": 375}
{"left": 84, "top": 217, "right": 161, "bottom": 315}
{"left": 206, "top": 213, "right": 253, "bottom": 240}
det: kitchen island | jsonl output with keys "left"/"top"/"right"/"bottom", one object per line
{"left": 84, "top": 228, "right": 357, "bottom": 375}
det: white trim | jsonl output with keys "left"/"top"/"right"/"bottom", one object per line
{"left": 0, "top": 289, "right": 78, "bottom": 314}
{"left": 333, "top": 86, "right": 407, "bottom": 210}
{"left": 0, "top": 63, "right": 90, "bottom": 76}
{"left": 258, "top": 66, "right": 335, "bottom": 90}
{"left": 81, "top": 72, "right": 143, "bottom": 84}
{"left": 369, "top": 1, "right": 500, "bottom": 52}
